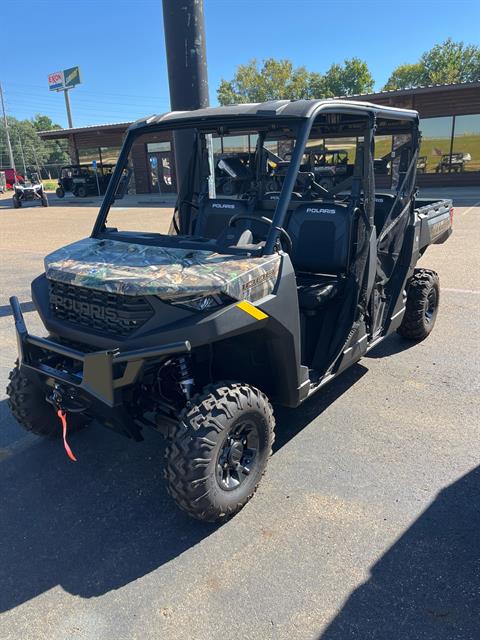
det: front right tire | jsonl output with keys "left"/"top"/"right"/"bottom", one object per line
{"left": 164, "top": 382, "right": 275, "bottom": 522}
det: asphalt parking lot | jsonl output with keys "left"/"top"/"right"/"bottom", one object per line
{"left": 0, "top": 189, "right": 479, "bottom": 640}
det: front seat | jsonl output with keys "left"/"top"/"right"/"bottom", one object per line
{"left": 287, "top": 201, "right": 352, "bottom": 311}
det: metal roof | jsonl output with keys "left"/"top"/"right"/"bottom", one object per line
{"left": 344, "top": 80, "right": 480, "bottom": 101}
{"left": 38, "top": 121, "right": 131, "bottom": 140}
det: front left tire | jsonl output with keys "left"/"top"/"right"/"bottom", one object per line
{"left": 7, "top": 362, "right": 90, "bottom": 438}
{"left": 164, "top": 382, "right": 275, "bottom": 522}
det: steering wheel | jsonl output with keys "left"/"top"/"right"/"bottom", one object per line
{"left": 228, "top": 213, "right": 292, "bottom": 254}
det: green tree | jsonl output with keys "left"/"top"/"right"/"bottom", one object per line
{"left": 0, "top": 114, "right": 69, "bottom": 174}
{"left": 383, "top": 39, "right": 480, "bottom": 90}
{"left": 323, "top": 58, "right": 375, "bottom": 97}
{"left": 217, "top": 57, "right": 374, "bottom": 105}
{"left": 382, "top": 63, "right": 425, "bottom": 91}
{"left": 31, "top": 114, "right": 70, "bottom": 167}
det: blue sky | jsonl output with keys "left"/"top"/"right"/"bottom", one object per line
{"left": 2, "top": 0, "right": 479, "bottom": 129}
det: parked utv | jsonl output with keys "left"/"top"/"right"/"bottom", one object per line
{"left": 12, "top": 174, "right": 48, "bottom": 208}
{"left": 56, "top": 164, "right": 90, "bottom": 198}
{"left": 56, "top": 164, "right": 115, "bottom": 198}
{"left": 435, "top": 151, "right": 471, "bottom": 173}
{"left": 7, "top": 99, "right": 453, "bottom": 522}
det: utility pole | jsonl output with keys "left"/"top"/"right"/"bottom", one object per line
{"left": 17, "top": 134, "right": 27, "bottom": 176}
{"left": 161, "top": 0, "right": 209, "bottom": 191}
{"left": 0, "top": 81, "right": 16, "bottom": 171}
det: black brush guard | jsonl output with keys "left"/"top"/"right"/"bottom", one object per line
{"left": 10, "top": 296, "right": 190, "bottom": 438}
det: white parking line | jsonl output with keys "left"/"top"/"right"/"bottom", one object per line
{"left": 461, "top": 200, "right": 480, "bottom": 216}
{"left": 443, "top": 287, "right": 480, "bottom": 295}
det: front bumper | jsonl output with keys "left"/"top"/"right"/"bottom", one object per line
{"left": 10, "top": 295, "right": 190, "bottom": 411}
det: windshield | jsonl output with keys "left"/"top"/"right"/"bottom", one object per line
{"left": 95, "top": 111, "right": 391, "bottom": 254}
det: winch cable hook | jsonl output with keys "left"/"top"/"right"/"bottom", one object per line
{"left": 56, "top": 408, "right": 77, "bottom": 462}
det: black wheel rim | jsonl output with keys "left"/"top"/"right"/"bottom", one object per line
{"left": 216, "top": 420, "right": 260, "bottom": 491}
{"left": 425, "top": 287, "right": 437, "bottom": 323}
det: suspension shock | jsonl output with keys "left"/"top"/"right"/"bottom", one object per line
{"left": 177, "top": 355, "right": 195, "bottom": 400}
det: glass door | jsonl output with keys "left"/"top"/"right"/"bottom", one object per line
{"left": 148, "top": 151, "right": 176, "bottom": 193}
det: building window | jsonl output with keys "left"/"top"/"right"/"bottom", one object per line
{"left": 419, "top": 117, "right": 454, "bottom": 174}
{"left": 221, "top": 135, "right": 250, "bottom": 154}
{"left": 99, "top": 146, "right": 121, "bottom": 164}
{"left": 374, "top": 135, "right": 393, "bottom": 179}
{"left": 78, "top": 147, "right": 100, "bottom": 164}
{"left": 452, "top": 114, "right": 480, "bottom": 173}
{"left": 147, "top": 142, "right": 172, "bottom": 153}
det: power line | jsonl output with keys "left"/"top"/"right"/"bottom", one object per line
{"left": 0, "top": 82, "right": 15, "bottom": 170}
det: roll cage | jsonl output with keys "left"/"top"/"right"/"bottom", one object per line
{"left": 92, "top": 100, "right": 420, "bottom": 255}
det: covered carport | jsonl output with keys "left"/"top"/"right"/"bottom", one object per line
{"left": 39, "top": 123, "right": 176, "bottom": 194}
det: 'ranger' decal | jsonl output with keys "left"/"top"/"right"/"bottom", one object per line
{"left": 430, "top": 216, "right": 450, "bottom": 237}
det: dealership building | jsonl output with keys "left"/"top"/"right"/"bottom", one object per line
{"left": 39, "top": 81, "right": 480, "bottom": 193}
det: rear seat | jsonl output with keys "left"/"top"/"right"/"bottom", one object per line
{"left": 374, "top": 193, "right": 396, "bottom": 234}
{"left": 286, "top": 201, "right": 352, "bottom": 311}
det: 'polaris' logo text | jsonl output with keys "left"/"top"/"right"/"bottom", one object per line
{"left": 306, "top": 207, "right": 336, "bottom": 215}
{"left": 212, "top": 203, "right": 235, "bottom": 209}
{"left": 50, "top": 293, "right": 131, "bottom": 328}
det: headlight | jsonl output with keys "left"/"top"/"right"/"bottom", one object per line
{"left": 167, "top": 292, "right": 233, "bottom": 312}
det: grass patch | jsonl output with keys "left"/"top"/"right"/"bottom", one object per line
{"left": 42, "top": 179, "right": 58, "bottom": 192}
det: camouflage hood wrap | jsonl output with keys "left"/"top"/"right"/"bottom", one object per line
{"left": 45, "top": 238, "right": 281, "bottom": 302}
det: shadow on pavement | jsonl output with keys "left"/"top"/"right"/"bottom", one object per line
{"left": 274, "top": 363, "right": 368, "bottom": 452}
{"left": 365, "top": 333, "right": 418, "bottom": 359}
{"left": 319, "top": 465, "right": 480, "bottom": 639}
{"left": 0, "top": 414, "right": 218, "bottom": 611}
{"left": 0, "top": 362, "right": 368, "bottom": 611}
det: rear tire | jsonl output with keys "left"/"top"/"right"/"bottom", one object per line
{"left": 76, "top": 185, "right": 87, "bottom": 198}
{"left": 56, "top": 187, "right": 65, "bottom": 198}
{"left": 6, "top": 362, "right": 90, "bottom": 438}
{"left": 164, "top": 382, "right": 275, "bottom": 522}
{"left": 12, "top": 196, "right": 20, "bottom": 208}
{"left": 397, "top": 269, "right": 440, "bottom": 341}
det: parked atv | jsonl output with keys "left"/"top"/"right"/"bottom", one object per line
{"left": 12, "top": 175, "right": 48, "bottom": 208}
{"left": 55, "top": 164, "right": 90, "bottom": 198}
{"left": 7, "top": 99, "right": 452, "bottom": 522}
{"left": 435, "top": 152, "right": 471, "bottom": 173}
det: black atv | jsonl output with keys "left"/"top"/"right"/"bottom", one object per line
{"left": 72, "top": 164, "right": 115, "bottom": 197}
{"left": 435, "top": 152, "right": 471, "bottom": 174}
{"left": 7, "top": 99, "right": 453, "bottom": 522}
{"left": 12, "top": 174, "right": 49, "bottom": 208}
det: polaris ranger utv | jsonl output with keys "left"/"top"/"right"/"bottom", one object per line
{"left": 7, "top": 100, "right": 453, "bottom": 521}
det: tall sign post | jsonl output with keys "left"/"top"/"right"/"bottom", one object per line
{"left": 48, "top": 67, "right": 82, "bottom": 129}
{"left": 161, "top": 1, "right": 209, "bottom": 191}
